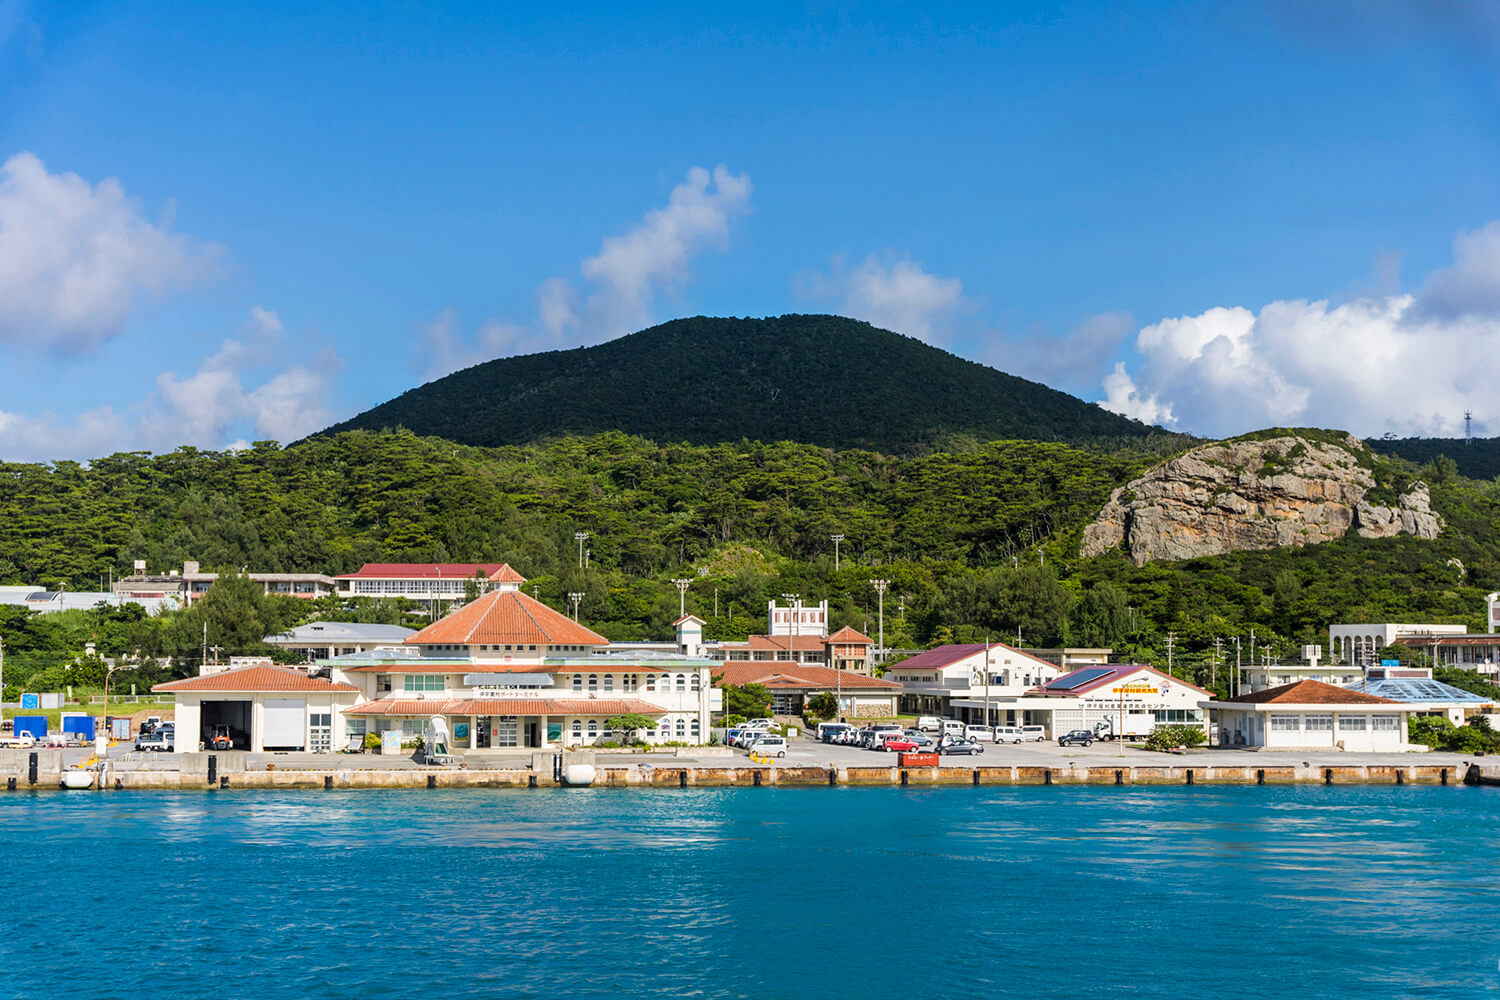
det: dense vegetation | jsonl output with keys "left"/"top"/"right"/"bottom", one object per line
{"left": 323, "top": 314, "right": 1176, "bottom": 452}
{"left": 1370, "top": 435, "right": 1500, "bottom": 481}
{"left": 4, "top": 426, "right": 1500, "bottom": 703}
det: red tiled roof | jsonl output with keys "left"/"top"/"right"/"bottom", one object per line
{"left": 345, "top": 697, "right": 667, "bottom": 716}
{"left": 673, "top": 614, "right": 706, "bottom": 626}
{"left": 406, "top": 590, "right": 609, "bottom": 647}
{"left": 713, "top": 662, "right": 901, "bottom": 690}
{"left": 335, "top": 563, "right": 525, "bottom": 582}
{"left": 153, "top": 665, "right": 358, "bottom": 694}
{"left": 1393, "top": 635, "right": 1500, "bottom": 647}
{"left": 737, "top": 635, "right": 828, "bottom": 652}
{"left": 825, "top": 626, "right": 872, "bottom": 644}
{"left": 1218, "top": 679, "right": 1398, "bottom": 706}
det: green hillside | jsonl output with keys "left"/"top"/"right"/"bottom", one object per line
{"left": 2, "top": 428, "right": 1497, "bottom": 701}
{"left": 322, "top": 314, "right": 1174, "bottom": 452}
{"left": 1369, "top": 436, "right": 1500, "bottom": 481}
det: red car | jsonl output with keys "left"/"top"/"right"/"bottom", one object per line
{"left": 880, "top": 735, "right": 919, "bottom": 752}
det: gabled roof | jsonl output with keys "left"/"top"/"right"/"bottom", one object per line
{"left": 153, "top": 665, "right": 358, "bottom": 694}
{"left": 335, "top": 562, "right": 525, "bottom": 582}
{"left": 1034, "top": 664, "right": 1212, "bottom": 698}
{"left": 825, "top": 626, "right": 872, "bottom": 645}
{"left": 736, "top": 635, "right": 828, "bottom": 652}
{"left": 891, "top": 642, "right": 1053, "bottom": 671}
{"left": 674, "top": 614, "right": 707, "bottom": 626}
{"left": 406, "top": 589, "right": 608, "bottom": 647}
{"left": 1221, "top": 679, "right": 1397, "bottom": 706}
{"left": 714, "top": 662, "right": 901, "bottom": 690}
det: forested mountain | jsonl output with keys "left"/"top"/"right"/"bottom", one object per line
{"left": 4, "top": 428, "right": 1500, "bottom": 702}
{"left": 323, "top": 314, "right": 1174, "bottom": 452}
{"left": 1369, "top": 435, "right": 1500, "bottom": 481}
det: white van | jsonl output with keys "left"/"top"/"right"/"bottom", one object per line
{"left": 1017, "top": 725, "right": 1046, "bottom": 742}
{"left": 941, "top": 720, "right": 965, "bottom": 737}
{"left": 916, "top": 716, "right": 944, "bottom": 733}
{"left": 995, "top": 725, "right": 1047, "bottom": 743}
{"left": 964, "top": 724, "right": 995, "bottom": 742}
{"left": 817, "top": 722, "right": 854, "bottom": 742}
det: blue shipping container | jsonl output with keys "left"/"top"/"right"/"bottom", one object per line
{"left": 61, "top": 716, "right": 96, "bottom": 741}
{"left": 13, "top": 716, "right": 47, "bottom": 738}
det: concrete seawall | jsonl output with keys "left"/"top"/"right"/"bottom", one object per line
{"left": 4, "top": 753, "right": 1497, "bottom": 791}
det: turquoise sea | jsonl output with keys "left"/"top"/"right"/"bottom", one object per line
{"left": 1, "top": 786, "right": 1496, "bottom": 999}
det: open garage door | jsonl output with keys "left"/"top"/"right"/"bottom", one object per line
{"left": 202, "top": 700, "right": 251, "bottom": 750}
{"left": 263, "top": 698, "right": 306, "bottom": 750}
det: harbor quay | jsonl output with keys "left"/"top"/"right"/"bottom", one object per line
{"left": 3, "top": 743, "right": 1495, "bottom": 790}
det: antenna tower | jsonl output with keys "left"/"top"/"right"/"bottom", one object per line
{"left": 1465, "top": 409, "right": 1473, "bottom": 446}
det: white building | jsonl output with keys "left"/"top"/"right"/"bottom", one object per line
{"left": 1242, "top": 661, "right": 1367, "bottom": 693}
{"left": 333, "top": 562, "right": 526, "bottom": 602}
{"left": 1028, "top": 664, "right": 1210, "bottom": 736}
{"left": 154, "top": 567, "right": 721, "bottom": 752}
{"left": 1202, "top": 680, "right": 1411, "bottom": 751}
{"left": 1328, "top": 622, "right": 1468, "bottom": 666}
{"left": 888, "top": 643, "right": 1063, "bottom": 726}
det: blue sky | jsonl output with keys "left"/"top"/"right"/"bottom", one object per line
{"left": 1, "top": 0, "right": 1498, "bottom": 459}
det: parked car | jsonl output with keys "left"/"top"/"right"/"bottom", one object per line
{"left": 747, "top": 735, "right": 787, "bottom": 758}
{"left": 964, "top": 724, "right": 996, "bottom": 743}
{"left": 1017, "top": 726, "right": 1047, "bottom": 742}
{"left": 901, "top": 730, "right": 936, "bottom": 748}
{"left": 879, "top": 734, "right": 919, "bottom": 752}
{"left": 1058, "top": 729, "right": 1095, "bottom": 748}
{"left": 916, "top": 716, "right": 944, "bottom": 733}
{"left": 937, "top": 736, "right": 984, "bottom": 756}
{"left": 0, "top": 732, "right": 36, "bottom": 749}
{"left": 818, "top": 722, "right": 855, "bottom": 743}
{"left": 941, "top": 720, "right": 966, "bottom": 737}
{"left": 135, "top": 731, "right": 173, "bottom": 752}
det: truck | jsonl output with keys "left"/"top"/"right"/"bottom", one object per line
{"left": 1093, "top": 714, "right": 1156, "bottom": 742}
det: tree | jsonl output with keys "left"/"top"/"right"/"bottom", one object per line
{"left": 603, "top": 713, "right": 657, "bottom": 745}
{"left": 720, "top": 682, "right": 772, "bottom": 718}
{"left": 806, "top": 691, "right": 837, "bottom": 720}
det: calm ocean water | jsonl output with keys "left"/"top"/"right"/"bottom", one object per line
{"left": 1, "top": 786, "right": 1496, "bottom": 999}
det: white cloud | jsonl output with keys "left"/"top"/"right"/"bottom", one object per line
{"left": 0, "top": 151, "right": 221, "bottom": 352}
{"left": 995, "top": 310, "right": 1136, "bottom": 393}
{"left": 1099, "top": 224, "right": 1500, "bottom": 437}
{"left": 0, "top": 306, "right": 342, "bottom": 461}
{"left": 417, "top": 164, "right": 752, "bottom": 381}
{"left": 803, "top": 254, "right": 965, "bottom": 343}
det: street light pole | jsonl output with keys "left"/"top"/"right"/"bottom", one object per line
{"left": 672, "top": 579, "right": 691, "bottom": 618}
{"left": 574, "top": 531, "right": 589, "bottom": 569}
{"left": 780, "top": 593, "right": 799, "bottom": 663}
{"left": 830, "top": 534, "right": 844, "bottom": 572}
{"left": 869, "top": 580, "right": 889, "bottom": 665}
{"left": 568, "top": 592, "right": 585, "bottom": 622}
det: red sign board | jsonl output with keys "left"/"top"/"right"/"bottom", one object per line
{"left": 900, "top": 752, "right": 940, "bottom": 767}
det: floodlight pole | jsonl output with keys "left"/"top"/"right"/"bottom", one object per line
{"left": 869, "top": 580, "right": 889, "bottom": 665}
{"left": 781, "top": 593, "right": 799, "bottom": 664}
{"left": 574, "top": 531, "right": 589, "bottom": 569}
{"left": 830, "top": 534, "right": 844, "bottom": 572}
{"left": 568, "top": 592, "right": 585, "bottom": 622}
{"left": 672, "top": 579, "right": 691, "bottom": 618}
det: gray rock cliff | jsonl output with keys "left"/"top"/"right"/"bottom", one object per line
{"left": 1080, "top": 434, "right": 1442, "bottom": 565}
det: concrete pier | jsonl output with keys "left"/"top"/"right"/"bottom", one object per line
{"left": 4, "top": 750, "right": 1496, "bottom": 790}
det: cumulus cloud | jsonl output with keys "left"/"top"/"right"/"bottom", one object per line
{"left": 801, "top": 254, "right": 965, "bottom": 343}
{"left": 0, "top": 152, "right": 221, "bottom": 352}
{"left": 0, "top": 307, "right": 342, "bottom": 461}
{"left": 1100, "top": 222, "right": 1500, "bottom": 438}
{"left": 417, "top": 164, "right": 752, "bottom": 381}
{"left": 995, "top": 311, "right": 1136, "bottom": 394}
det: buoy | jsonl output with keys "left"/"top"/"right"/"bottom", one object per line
{"left": 561, "top": 763, "right": 596, "bottom": 787}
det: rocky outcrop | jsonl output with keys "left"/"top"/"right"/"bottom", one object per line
{"left": 1081, "top": 434, "right": 1443, "bottom": 565}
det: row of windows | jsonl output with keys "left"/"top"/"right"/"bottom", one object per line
{"left": 568, "top": 673, "right": 700, "bottom": 693}
{"left": 568, "top": 717, "right": 701, "bottom": 739}
{"left": 1269, "top": 713, "right": 1401, "bottom": 732}
{"left": 1153, "top": 709, "right": 1203, "bottom": 723}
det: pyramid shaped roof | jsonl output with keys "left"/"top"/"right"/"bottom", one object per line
{"left": 406, "top": 589, "right": 608, "bottom": 647}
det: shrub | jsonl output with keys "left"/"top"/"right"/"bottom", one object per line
{"left": 1145, "top": 724, "right": 1206, "bottom": 751}
{"left": 806, "top": 692, "right": 837, "bottom": 720}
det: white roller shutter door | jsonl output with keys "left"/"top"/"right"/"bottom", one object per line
{"left": 263, "top": 698, "right": 306, "bottom": 749}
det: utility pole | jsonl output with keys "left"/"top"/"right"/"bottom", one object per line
{"left": 899, "top": 595, "right": 908, "bottom": 622}
{"left": 1165, "top": 631, "right": 1176, "bottom": 678}
{"left": 568, "top": 592, "right": 585, "bottom": 622}
{"left": 869, "top": 580, "right": 889, "bottom": 665}
{"left": 1234, "top": 636, "right": 1242, "bottom": 697}
{"left": 983, "top": 638, "right": 992, "bottom": 731}
{"left": 672, "top": 578, "right": 691, "bottom": 618}
{"left": 1212, "top": 636, "right": 1224, "bottom": 690}
{"left": 574, "top": 531, "right": 589, "bottom": 569}
{"left": 781, "top": 593, "right": 799, "bottom": 663}
{"left": 830, "top": 534, "right": 844, "bottom": 572}
{"left": 713, "top": 587, "right": 719, "bottom": 618}
{"left": 201, "top": 622, "right": 207, "bottom": 671}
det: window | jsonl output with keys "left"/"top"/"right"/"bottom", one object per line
{"left": 690, "top": 673, "right": 701, "bottom": 692}
{"left": 1270, "top": 714, "right": 1301, "bottom": 732}
{"left": 403, "top": 674, "right": 443, "bottom": 692}
{"left": 675, "top": 673, "right": 686, "bottom": 692}
{"left": 603, "top": 674, "right": 614, "bottom": 693}
{"left": 646, "top": 674, "right": 657, "bottom": 692}
{"left": 588, "top": 674, "right": 599, "bottom": 692}
{"left": 571, "top": 719, "right": 582, "bottom": 738}
{"left": 587, "top": 720, "right": 598, "bottom": 736}
{"left": 623, "top": 674, "right": 637, "bottom": 692}
{"left": 1339, "top": 715, "right": 1368, "bottom": 731}
{"left": 1372, "top": 716, "right": 1400, "bottom": 731}
{"left": 690, "top": 719, "right": 701, "bottom": 738}
{"left": 1304, "top": 714, "right": 1333, "bottom": 731}
{"left": 675, "top": 719, "right": 687, "bottom": 737}
{"left": 572, "top": 674, "right": 582, "bottom": 692}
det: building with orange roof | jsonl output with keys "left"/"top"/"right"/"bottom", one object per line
{"left": 152, "top": 663, "right": 360, "bottom": 753}
{"left": 333, "top": 562, "right": 530, "bottom": 604}
{"left": 1202, "top": 679, "right": 1414, "bottom": 750}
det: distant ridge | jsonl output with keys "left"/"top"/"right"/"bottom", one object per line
{"left": 323, "top": 314, "right": 1166, "bottom": 452}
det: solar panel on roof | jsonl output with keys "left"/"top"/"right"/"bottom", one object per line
{"left": 1048, "top": 667, "right": 1114, "bottom": 691}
